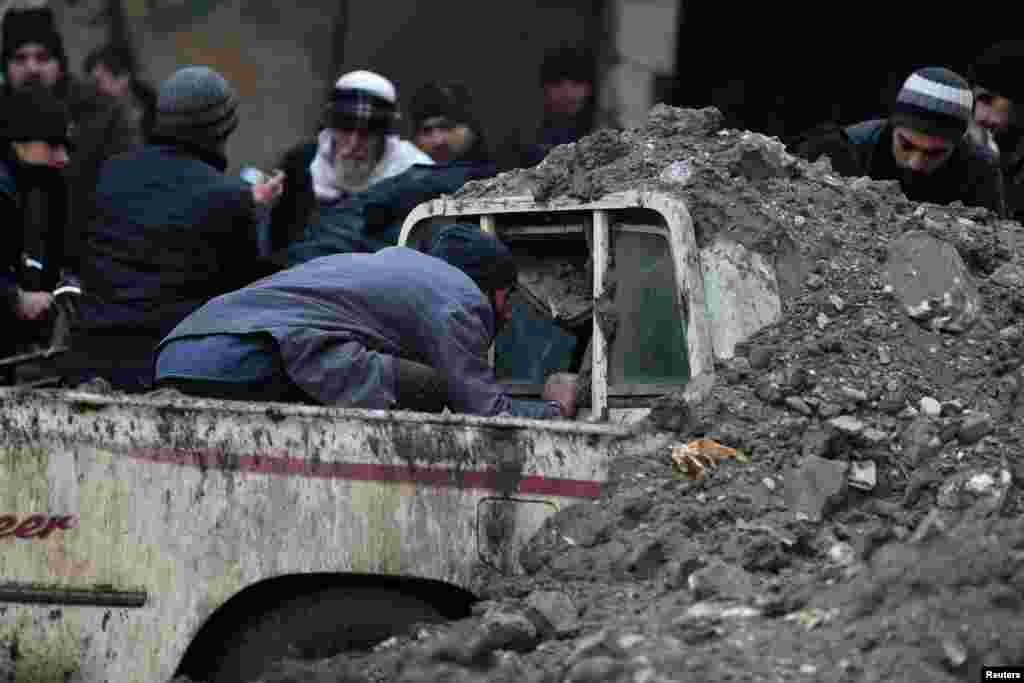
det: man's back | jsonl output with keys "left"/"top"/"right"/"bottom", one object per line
{"left": 161, "top": 246, "right": 510, "bottom": 413}
{"left": 79, "top": 144, "right": 258, "bottom": 334}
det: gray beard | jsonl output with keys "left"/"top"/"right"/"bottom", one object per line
{"left": 333, "top": 155, "right": 378, "bottom": 194}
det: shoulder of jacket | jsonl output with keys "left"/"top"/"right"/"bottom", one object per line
{"left": 845, "top": 119, "right": 887, "bottom": 145}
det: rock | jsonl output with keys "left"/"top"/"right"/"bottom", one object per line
{"left": 619, "top": 540, "right": 666, "bottom": 579}
{"left": 721, "top": 133, "right": 797, "bottom": 181}
{"left": 647, "top": 372, "right": 716, "bottom": 432}
{"left": 861, "top": 428, "right": 889, "bottom": 447}
{"left": 885, "top": 232, "right": 981, "bottom": 333}
{"left": 688, "top": 560, "right": 757, "bottom": 600}
{"left": 785, "top": 396, "right": 814, "bottom": 416}
{"left": 478, "top": 608, "right": 542, "bottom": 654}
{"left": 525, "top": 591, "right": 580, "bottom": 639}
{"left": 919, "top": 396, "right": 942, "bottom": 417}
{"left": 562, "top": 657, "right": 628, "bottom": 683}
{"left": 990, "top": 261, "right": 1024, "bottom": 288}
{"left": 802, "top": 426, "right": 836, "bottom": 458}
{"left": 937, "top": 469, "right": 1012, "bottom": 515}
{"left": 829, "top": 415, "right": 865, "bottom": 436}
{"left": 818, "top": 402, "right": 843, "bottom": 419}
{"left": 957, "top": 412, "right": 993, "bottom": 445}
{"left": 849, "top": 460, "right": 878, "bottom": 491}
{"left": 901, "top": 417, "right": 942, "bottom": 465}
{"left": 785, "top": 455, "right": 849, "bottom": 522}
{"left": 748, "top": 345, "right": 776, "bottom": 370}
{"left": 840, "top": 387, "right": 869, "bottom": 403}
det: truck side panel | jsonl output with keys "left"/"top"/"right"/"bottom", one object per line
{"left": 1, "top": 391, "right": 624, "bottom": 681}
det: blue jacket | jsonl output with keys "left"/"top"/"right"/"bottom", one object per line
{"left": 77, "top": 142, "right": 267, "bottom": 336}
{"left": 159, "top": 247, "right": 558, "bottom": 418}
{"left": 61, "top": 142, "right": 273, "bottom": 390}
{"left": 285, "top": 161, "right": 496, "bottom": 265}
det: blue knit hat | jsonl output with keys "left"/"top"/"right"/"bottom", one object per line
{"left": 428, "top": 223, "right": 518, "bottom": 294}
{"left": 891, "top": 67, "right": 973, "bottom": 143}
{"left": 152, "top": 66, "right": 239, "bottom": 151}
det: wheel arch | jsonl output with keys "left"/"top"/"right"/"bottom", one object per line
{"left": 173, "top": 572, "right": 477, "bottom": 681}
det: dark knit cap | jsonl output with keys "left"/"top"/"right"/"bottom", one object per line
{"left": 970, "top": 41, "right": 1024, "bottom": 105}
{"left": 428, "top": 223, "right": 518, "bottom": 295}
{"left": 152, "top": 66, "right": 239, "bottom": 151}
{"left": 409, "top": 81, "right": 477, "bottom": 131}
{"left": 1, "top": 6, "right": 65, "bottom": 64}
{"left": 540, "top": 46, "right": 596, "bottom": 85}
{"left": 0, "top": 84, "right": 70, "bottom": 144}
{"left": 891, "top": 67, "right": 974, "bottom": 143}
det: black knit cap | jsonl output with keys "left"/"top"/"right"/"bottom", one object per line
{"left": 970, "top": 40, "right": 1024, "bottom": 105}
{"left": 428, "top": 223, "right": 518, "bottom": 295}
{"left": 2, "top": 6, "right": 65, "bottom": 66}
{"left": 0, "top": 84, "right": 71, "bottom": 144}
{"left": 540, "top": 45, "right": 596, "bottom": 85}
{"left": 409, "top": 81, "right": 477, "bottom": 131}
{"left": 891, "top": 67, "right": 974, "bottom": 143}
{"left": 151, "top": 66, "right": 239, "bottom": 152}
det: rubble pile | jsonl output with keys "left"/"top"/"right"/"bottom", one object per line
{"left": 238, "top": 106, "right": 1024, "bottom": 682}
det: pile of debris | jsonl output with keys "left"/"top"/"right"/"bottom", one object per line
{"left": 202, "top": 106, "right": 1024, "bottom": 682}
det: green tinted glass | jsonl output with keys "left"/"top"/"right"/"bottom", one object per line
{"left": 608, "top": 230, "right": 689, "bottom": 386}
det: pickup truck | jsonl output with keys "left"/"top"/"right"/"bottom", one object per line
{"left": 0, "top": 189, "right": 782, "bottom": 682}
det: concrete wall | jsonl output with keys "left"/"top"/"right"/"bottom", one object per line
{"left": 41, "top": 0, "right": 340, "bottom": 172}
{"left": 7, "top": 0, "right": 606, "bottom": 171}
{"left": 341, "top": 0, "right": 600, "bottom": 168}
{"left": 605, "top": 0, "right": 680, "bottom": 130}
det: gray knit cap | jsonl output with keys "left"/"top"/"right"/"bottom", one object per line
{"left": 152, "top": 66, "right": 239, "bottom": 151}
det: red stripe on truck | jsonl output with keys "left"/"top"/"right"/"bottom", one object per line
{"left": 127, "top": 448, "right": 602, "bottom": 499}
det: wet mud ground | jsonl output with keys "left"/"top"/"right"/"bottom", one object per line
{"left": 166, "top": 106, "right": 1024, "bottom": 682}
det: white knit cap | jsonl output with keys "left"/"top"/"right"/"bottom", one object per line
{"left": 334, "top": 70, "right": 397, "bottom": 103}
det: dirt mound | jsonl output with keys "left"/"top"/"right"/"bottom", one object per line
{"left": 190, "top": 106, "right": 1024, "bottom": 682}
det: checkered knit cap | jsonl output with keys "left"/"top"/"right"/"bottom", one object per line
{"left": 892, "top": 67, "right": 973, "bottom": 143}
{"left": 325, "top": 70, "right": 398, "bottom": 134}
{"left": 428, "top": 223, "right": 518, "bottom": 295}
{"left": 152, "top": 66, "right": 239, "bottom": 151}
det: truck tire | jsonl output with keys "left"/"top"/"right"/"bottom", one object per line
{"left": 209, "top": 586, "right": 443, "bottom": 683}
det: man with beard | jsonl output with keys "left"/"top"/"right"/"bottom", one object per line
{"left": 155, "top": 224, "right": 577, "bottom": 419}
{"left": 796, "top": 67, "right": 1005, "bottom": 216}
{"left": 278, "top": 71, "right": 498, "bottom": 264}
{"left": 0, "top": 86, "right": 74, "bottom": 382}
{"left": 967, "top": 41, "right": 1024, "bottom": 221}
{"left": 269, "top": 70, "right": 432, "bottom": 254}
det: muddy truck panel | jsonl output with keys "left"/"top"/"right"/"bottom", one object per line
{"left": 0, "top": 390, "right": 628, "bottom": 682}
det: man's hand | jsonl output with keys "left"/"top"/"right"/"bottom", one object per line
{"left": 252, "top": 170, "right": 286, "bottom": 205}
{"left": 543, "top": 372, "right": 579, "bottom": 419}
{"left": 15, "top": 290, "right": 54, "bottom": 321}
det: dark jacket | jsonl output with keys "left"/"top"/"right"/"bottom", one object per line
{"left": 0, "top": 151, "right": 71, "bottom": 343}
{"left": 63, "top": 79, "right": 145, "bottom": 272}
{"left": 796, "top": 118, "right": 1006, "bottom": 215}
{"left": 999, "top": 135, "right": 1024, "bottom": 222}
{"left": 267, "top": 138, "right": 318, "bottom": 252}
{"left": 64, "top": 141, "right": 275, "bottom": 389}
{"left": 158, "top": 246, "right": 558, "bottom": 418}
{"left": 285, "top": 160, "right": 497, "bottom": 266}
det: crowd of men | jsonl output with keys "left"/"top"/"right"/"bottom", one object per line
{"left": 2, "top": 4, "right": 1022, "bottom": 420}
